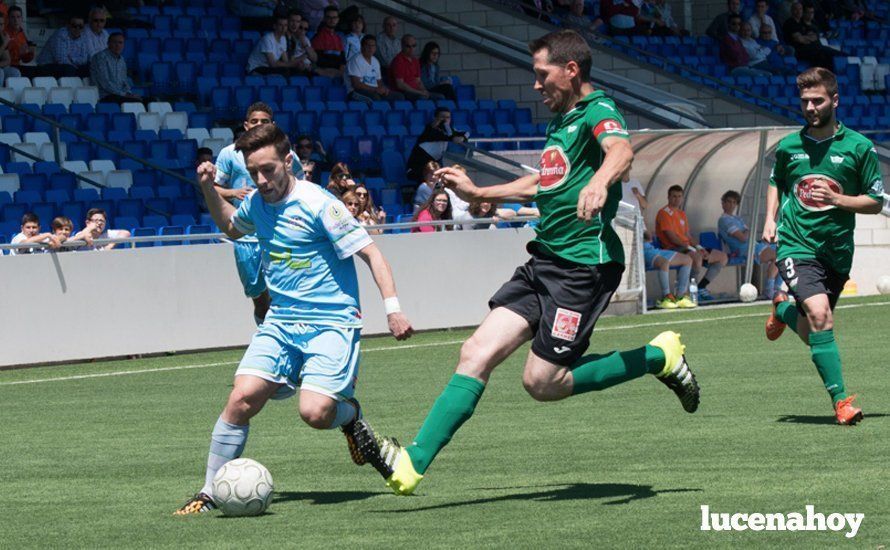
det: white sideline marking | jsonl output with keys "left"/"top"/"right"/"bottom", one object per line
{"left": 2, "top": 301, "right": 887, "bottom": 387}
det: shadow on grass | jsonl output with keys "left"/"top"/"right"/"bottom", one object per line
{"left": 272, "top": 490, "right": 384, "bottom": 505}
{"left": 378, "top": 483, "right": 701, "bottom": 512}
{"left": 776, "top": 413, "right": 890, "bottom": 425}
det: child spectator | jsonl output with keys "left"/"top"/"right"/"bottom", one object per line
{"left": 412, "top": 190, "right": 453, "bottom": 233}
{"left": 419, "top": 41, "right": 456, "bottom": 101}
{"left": 79, "top": 208, "right": 131, "bottom": 251}
{"left": 343, "top": 14, "right": 365, "bottom": 61}
{"left": 51, "top": 216, "right": 93, "bottom": 250}
{"left": 9, "top": 213, "right": 62, "bottom": 255}
{"left": 412, "top": 161, "right": 441, "bottom": 213}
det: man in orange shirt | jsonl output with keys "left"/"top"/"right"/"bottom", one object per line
{"left": 655, "top": 185, "right": 728, "bottom": 301}
{"left": 5, "top": 6, "right": 35, "bottom": 71}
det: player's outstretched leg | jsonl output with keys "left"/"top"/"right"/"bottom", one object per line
{"left": 339, "top": 398, "right": 366, "bottom": 465}
{"left": 765, "top": 291, "right": 794, "bottom": 340}
{"left": 650, "top": 331, "right": 700, "bottom": 413}
{"left": 175, "top": 492, "right": 217, "bottom": 515}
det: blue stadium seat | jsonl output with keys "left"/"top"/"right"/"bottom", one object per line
{"left": 5, "top": 162, "right": 32, "bottom": 176}
{"left": 157, "top": 185, "right": 182, "bottom": 200}
{"left": 159, "top": 225, "right": 185, "bottom": 245}
{"left": 115, "top": 215, "right": 140, "bottom": 231}
{"left": 33, "top": 161, "right": 61, "bottom": 176}
{"left": 19, "top": 174, "right": 48, "bottom": 193}
{"left": 14, "top": 189, "right": 42, "bottom": 205}
{"left": 45, "top": 189, "right": 71, "bottom": 205}
{"left": 142, "top": 214, "right": 169, "bottom": 228}
{"left": 73, "top": 188, "right": 100, "bottom": 203}
{"left": 132, "top": 226, "right": 158, "bottom": 247}
{"left": 2, "top": 203, "right": 27, "bottom": 223}
{"left": 60, "top": 201, "right": 85, "bottom": 223}
{"left": 380, "top": 150, "right": 405, "bottom": 185}
{"left": 186, "top": 223, "right": 213, "bottom": 244}
{"left": 102, "top": 187, "right": 127, "bottom": 202}
{"left": 50, "top": 173, "right": 76, "bottom": 192}
{"left": 145, "top": 197, "right": 172, "bottom": 216}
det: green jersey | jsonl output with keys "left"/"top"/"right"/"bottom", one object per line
{"left": 531, "top": 91, "right": 631, "bottom": 266}
{"left": 770, "top": 123, "right": 884, "bottom": 274}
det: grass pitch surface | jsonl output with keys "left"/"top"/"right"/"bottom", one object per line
{"left": 2, "top": 296, "right": 888, "bottom": 548}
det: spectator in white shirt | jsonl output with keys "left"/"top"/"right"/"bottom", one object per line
{"left": 343, "top": 14, "right": 365, "bottom": 61}
{"left": 375, "top": 16, "right": 401, "bottom": 68}
{"left": 621, "top": 173, "right": 648, "bottom": 212}
{"left": 747, "top": 0, "right": 777, "bottom": 40}
{"left": 9, "top": 212, "right": 61, "bottom": 255}
{"left": 246, "top": 16, "right": 296, "bottom": 76}
{"left": 345, "top": 35, "right": 403, "bottom": 105}
{"left": 83, "top": 6, "right": 110, "bottom": 58}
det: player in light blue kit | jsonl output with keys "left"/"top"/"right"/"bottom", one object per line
{"left": 176, "top": 124, "right": 414, "bottom": 514}
{"left": 717, "top": 190, "right": 781, "bottom": 299}
{"left": 214, "top": 102, "right": 303, "bottom": 325}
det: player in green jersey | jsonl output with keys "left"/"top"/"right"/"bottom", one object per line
{"left": 378, "top": 30, "right": 701, "bottom": 496}
{"left": 763, "top": 67, "right": 884, "bottom": 425}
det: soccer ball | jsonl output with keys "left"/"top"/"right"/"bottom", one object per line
{"left": 739, "top": 283, "right": 758, "bottom": 303}
{"left": 878, "top": 275, "right": 890, "bottom": 295}
{"left": 212, "top": 458, "right": 274, "bottom": 516}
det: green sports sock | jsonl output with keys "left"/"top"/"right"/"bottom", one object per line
{"left": 406, "top": 374, "right": 486, "bottom": 474}
{"left": 776, "top": 301, "right": 799, "bottom": 332}
{"left": 570, "top": 345, "right": 665, "bottom": 395}
{"left": 808, "top": 329, "right": 847, "bottom": 403}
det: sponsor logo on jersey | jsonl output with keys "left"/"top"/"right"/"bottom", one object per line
{"left": 793, "top": 174, "right": 842, "bottom": 212}
{"left": 568, "top": 125, "right": 578, "bottom": 133}
{"left": 552, "top": 308, "right": 582, "bottom": 341}
{"left": 791, "top": 153, "right": 810, "bottom": 160}
{"left": 329, "top": 203, "right": 346, "bottom": 220}
{"left": 869, "top": 179, "right": 884, "bottom": 195}
{"left": 539, "top": 146, "right": 570, "bottom": 189}
{"left": 830, "top": 155, "right": 845, "bottom": 164}
{"left": 592, "top": 119, "right": 628, "bottom": 139}
{"left": 552, "top": 346, "right": 572, "bottom": 354}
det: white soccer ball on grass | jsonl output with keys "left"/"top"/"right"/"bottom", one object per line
{"left": 877, "top": 275, "right": 890, "bottom": 295}
{"left": 739, "top": 283, "right": 758, "bottom": 303}
{"left": 212, "top": 458, "right": 274, "bottom": 516}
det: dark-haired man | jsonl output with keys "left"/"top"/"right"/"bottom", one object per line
{"left": 345, "top": 34, "right": 403, "bottom": 106}
{"left": 383, "top": 29, "right": 701, "bottom": 496}
{"left": 763, "top": 67, "right": 884, "bottom": 425}
{"left": 90, "top": 32, "right": 143, "bottom": 104}
{"left": 176, "top": 123, "right": 414, "bottom": 515}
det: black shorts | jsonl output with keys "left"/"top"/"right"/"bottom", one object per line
{"left": 489, "top": 251, "right": 624, "bottom": 366}
{"left": 778, "top": 257, "right": 848, "bottom": 315}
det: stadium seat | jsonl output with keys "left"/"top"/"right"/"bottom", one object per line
{"left": 186, "top": 128, "right": 211, "bottom": 144}
{"left": 149, "top": 102, "right": 174, "bottom": 116}
{"left": 45, "top": 189, "right": 71, "bottom": 205}
{"left": 79, "top": 170, "right": 106, "bottom": 187}
{"left": 5, "top": 77, "right": 31, "bottom": 102}
{"left": 49, "top": 172, "right": 76, "bottom": 192}
{"left": 106, "top": 170, "right": 134, "bottom": 190}
{"left": 101, "top": 187, "right": 127, "bottom": 201}
{"left": 380, "top": 150, "right": 406, "bottom": 185}
{"left": 21, "top": 87, "right": 47, "bottom": 106}
{"left": 73, "top": 87, "right": 100, "bottom": 106}
{"left": 162, "top": 112, "right": 189, "bottom": 134}
{"left": 210, "top": 127, "right": 234, "bottom": 142}
{"left": 2, "top": 203, "right": 28, "bottom": 223}
{"left": 131, "top": 226, "right": 158, "bottom": 247}
{"left": 18, "top": 173, "right": 47, "bottom": 193}
{"left": 0, "top": 174, "right": 21, "bottom": 194}
{"left": 137, "top": 113, "right": 162, "bottom": 132}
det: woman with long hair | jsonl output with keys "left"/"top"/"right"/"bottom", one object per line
{"left": 326, "top": 162, "right": 355, "bottom": 197}
{"left": 419, "top": 41, "right": 456, "bottom": 101}
{"left": 352, "top": 184, "right": 385, "bottom": 235}
{"left": 411, "top": 190, "right": 452, "bottom": 233}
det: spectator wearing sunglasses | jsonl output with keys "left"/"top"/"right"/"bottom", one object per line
{"left": 389, "top": 34, "right": 444, "bottom": 101}
{"left": 326, "top": 162, "right": 356, "bottom": 198}
{"left": 36, "top": 15, "right": 90, "bottom": 77}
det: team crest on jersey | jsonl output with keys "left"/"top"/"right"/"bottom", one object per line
{"left": 539, "top": 146, "right": 570, "bottom": 190}
{"left": 830, "top": 155, "right": 845, "bottom": 164}
{"left": 552, "top": 308, "right": 581, "bottom": 341}
{"left": 793, "top": 174, "right": 842, "bottom": 211}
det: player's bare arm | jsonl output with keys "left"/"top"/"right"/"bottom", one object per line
{"left": 810, "top": 179, "right": 883, "bottom": 214}
{"left": 436, "top": 167, "right": 539, "bottom": 203}
{"left": 355, "top": 242, "right": 414, "bottom": 341}
{"left": 577, "top": 136, "right": 633, "bottom": 222}
{"left": 762, "top": 184, "right": 779, "bottom": 242}
{"left": 213, "top": 184, "right": 252, "bottom": 202}
{"left": 198, "top": 161, "right": 246, "bottom": 240}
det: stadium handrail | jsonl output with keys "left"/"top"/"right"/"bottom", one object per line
{"left": 353, "top": 0, "right": 708, "bottom": 128}
{"left": 480, "top": 0, "right": 804, "bottom": 121}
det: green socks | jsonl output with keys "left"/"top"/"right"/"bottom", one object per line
{"left": 777, "top": 301, "right": 799, "bottom": 332}
{"left": 406, "top": 374, "right": 486, "bottom": 474}
{"left": 570, "top": 345, "right": 665, "bottom": 395}
{"left": 809, "top": 329, "right": 846, "bottom": 403}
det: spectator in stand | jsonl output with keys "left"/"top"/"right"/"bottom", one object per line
{"left": 51, "top": 215, "right": 94, "bottom": 250}
{"left": 311, "top": 6, "right": 345, "bottom": 75}
{"left": 390, "top": 34, "right": 444, "bottom": 101}
{"left": 757, "top": 18, "right": 794, "bottom": 66}
{"left": 325, "top": 161, "right": 356, "bottom": 198}
{"left": 718, "top": 190, "right": 782, "bottom": 299}
{"left": 655, "top": 185, "right": 727, "bottom": 301}
{"left": 748, "top": 0, "right": 777, "bottom": 40}
{"left": 286, "top": 11, "right": 318, "bottom": 76}
{"left": 295, "top": 134, "right": 329, "bottom": 171}
{"left": 602, "top": 0, "right": 640, "bottom": 36}
{"left": 227, "top": 0, "right": 276, "bottom": 31}
{"left": 621, "top": 172, "right": 647, "bottom": 212}
{"left": 301, "top": 160, "right": 317, "bottom": 182}
{"left": 302, "top": 0, "right": 339, "bottom": 31}
{"left": 83, "top": 6, "right": 110, "bottom": 58}
{"left": 343, "top": 14, "right": 364, "bottom": 61}
{"left": 783, "top": 2, "right": 836, "bottom": 71}
{"left": 707, "top": 0, "right": 743, "bottom": 40}
{"left": 78, "top": 208, "right": 131, "bottom": 250}
{"left": 643, "top": 229, "right": 696, "bottom": 309}
{"left": 36, "top": 14, "right": 90, "bottom": 78}
{"left": 345, "top": 35, "right": 402, "bottom": 105}
{"left": 412, "top": 160, "right": 441, "bottom": 212}
{"left": 5, "top": 6, "right": 35, "bottom": 74}
{"left": 0, "top": 0, "right": 7, "bottom": 19}
{"left": 638, "top": 0, "right": 685, "bottom": 36}
{"left": 90, "top": 32, "right": 144, "bottom": 104}
{"left": 354, "top": 184, "right": 386, "bottom": 226}
{"left": 246, "top": 16, "right": 296, "bottom": 76}
{"left": 739, "top": 20, "right": 795, "bottom": 75}
{"left": 347, "top": 185, "right": 385, "bottom": 234}
{"left": 463, "top": 201, "right": 499, "bottom": 230}
{"left": 375, "top": 16, "right": 401, "bottom": 69}
{"left": 419, "top": 41, "right": 456, "bottom": 101}
{"left": 720, "top": 14, "right": 771, "bottom": 77}
{"left": 196, "top": 147, "right": 214, "bottom": 166}
{"left": 0, "top": 12, "right": 22, "bottom": 84}
{"left": 406, "top": 108, "right": 468, "bottom": 183}
{"left": 837, "top": 0, "right": 882, "bottom": 23}
{"left": 411, "top": 190, "right": 453, "bottom": 233}
{"left": 9, "top": 213, "right": 62, "bottom": 255}
{"left": 562, "top": 0, "right": 605, "bottom": 34}
{"left": 442, "top": 163, "right": 471, "bottom": 223}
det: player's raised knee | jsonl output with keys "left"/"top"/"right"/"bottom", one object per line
{"left": 521, "top": 370, "right": 562, "bottom": 402}
{"left": 299, "top": 402, "right": 336, "bottom": 429}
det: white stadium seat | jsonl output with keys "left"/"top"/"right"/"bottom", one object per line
{"left": 162, "top": 112, "right": 188, "bottom": 134}
{"left": 58, "top": 76, "right": 84, "bottom": 88}
{"left": 0, "top": 132, "right": 22, "bottom": 145}
{"left": 122, "top": 102, "right": 146, "bottom": 115}
{"left": 201, "top": 138, "right": 226, "bottom": 156}
{"left": 4, "top": 77, "right": 31, "bottom": 102}
{"left": 137, "top": 113, "right": 161, "bottom": 132}
{"left": 105, "top": 170, "right": 133, "bottom": 190}
{"left": 39, "top": 142, "right": 66, "bottom": 162}
{"left": 210, "top": 127, "right": 234, "bottom": 142}
{"left": 12, "top": 143, "right": 39, "bottom": 165}
{"left": 148, "top": 102, "right": 173, "bottom": 115}
{"left": 89, "top": 160, "right": 116, "bottom": 175}
{"left": 62, "top": 160, "right": 88, "bottom": 174}
{"left": 31, "top": 77, "right": 59, "bottom": 92}
{"left": 47, "top": 87, "right": 75, "bottom": 107}
{"left": 78, "top": 170, "right": 106, "bottom": 188}
{"left": 24, "top": 132, "right": 51, "bottom": 147}
{"left": 0, "top": 87, "right": 15, "bottom": 103}
{"left": 20, "top": 87, "right": 47, "bottom": 106}
{"left": 73, "top": 86, "right": 100, "bottom": 106}
{"left": 0, "top": 174, "right": 20, "bottom": 194}
{"left": 186, "top": 128, "right": 210, "bottom": 143}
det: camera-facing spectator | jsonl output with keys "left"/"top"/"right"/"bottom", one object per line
{"left": 51, "top": 215, "right": 94, "bottom": 250}
{"left": 621, "top": 173, "right": 648, "bottom": 212}
{"left": 302, "top": 0, "right": 340, "bottom": 31}
{"left": 411, "top": 189, "right": 453, "bottom": 233}
{"left": 0, "top": 11, "right": 22, "bottom": 84}
{"left": 79, "top": 208, "right": 131, "bottom": 250}
{"left": 406, "top": 108, "right": 468, "bottom": 183}
{"left": 707, "top": 0, "right": 743, "bottom": 41}
{"left": 562, "top": 0, "right": 605, "bottom": 34}
{"left": 326, "top": 161, "right": 356, "bottom": 198}
{"left": 83, "top": 6, "right": 110, "bottom": 58}
{"left": 343, "top": 14, "right": 365, "bottom": 61}
{"left": 286, "top": 11, "right": 321, "bottom": 76}
{"left": 301, "top": 160, "right": 317, "bottom": 183}
{"left": 295, "top": 134, "right": 329, "bottom": 172}
{"left": 5, "top": 6, "right": 35, "bottom": 73}
{"left": 390, "top": 34, "right": 444, "bottom": 101}
{"left": 413, "top": 160, "right": 441, "bottom": 213}
{"left": 345, "top": 35, "right": 403, "bottom": 105}
{"left": 739, "top": 20, "right": 795, "bottom": 75}
{"left": 718, "top": 190, "right": 782, "bottom": 299}
{"left": 747, "top": 0, "right": 777, "bottom": 40}
{"left": 639, "top": 0, "right": 685, "bottom": 36}
{"left": 376, "top": 16, "right": 401, "bottom": 68}
{"left": 419, "top": 41, "right": 456, "bottom": 101}
{"left": 9, "top": 212, "right": 61, "bottom": 255}
{"left": 91, "top": 32, "right": 145, "bottom": 104}
{"left": 354, "top": 183, "right": 386, "bottom": 229}
{"left": 783, "top": 2, "right": 837, "bottom": 71}
{"left": 720, "top": 14, "right": 771, "bottom": 77}
{"left": 344, "top": 185, "right": 384, "bottom": 235}
{"left": 35, "top": 15, "right": 90, "bottom": 78}
{"left": 310, "top": 6, "right": 345, "bottom": 75}
{"left": 246, "top": 16, "right": 296, "bottom": 76}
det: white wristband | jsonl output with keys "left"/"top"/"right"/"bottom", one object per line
{"left": 384, "top": 297, "right": 401, "bottom": 315}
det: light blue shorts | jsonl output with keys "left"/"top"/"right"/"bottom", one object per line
{"left": 729, "top": 242, "right": 775, "bottom": 265}
{"left": 236, "top": 321, "right": 360, "bottom": 401}
{"left": 644, "top": 247, "right": 676, "bottom": 270}
{"left": 233, "top": 240, "right": 267, "bottom": 298}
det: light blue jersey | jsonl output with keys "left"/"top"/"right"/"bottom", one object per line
{"left": 717, "top": 213, "right": 748, "bottom": 255}
{"left": 231, "top": 180, "right": 373, "bottom": 327}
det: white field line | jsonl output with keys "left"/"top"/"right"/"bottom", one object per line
{"left": 2, "top": 300, "right": 887, "bottom": 387}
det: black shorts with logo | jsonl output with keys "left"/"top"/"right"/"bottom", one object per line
{"left": 778, "top": 257, "right": 848, "bottom": 315}
{"left": 489, "top": 250, "right": 624, "bottom": 366}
